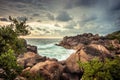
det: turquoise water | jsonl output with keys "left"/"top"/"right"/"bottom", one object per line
{"left": 26, "top": 38, "right": 76, "bottom": 61}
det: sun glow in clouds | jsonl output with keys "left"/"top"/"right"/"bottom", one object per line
{"left": 27, "top": 22, "right": 67, "bottom": 37}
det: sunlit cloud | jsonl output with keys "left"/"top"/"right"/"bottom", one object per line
{"left": 0, "top": 0, "right": 120, "bottom": 37}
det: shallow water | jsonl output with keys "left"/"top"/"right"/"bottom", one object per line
{"left": 26, "top": 38, "right": 76, "bottom": 61}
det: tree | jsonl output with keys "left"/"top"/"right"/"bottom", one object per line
{"left": 9, "top": 16, "right": 30, "bottom": 36}
{"left": 0, "top": 16, "right": 29, "bottom": 55}
{"left": 0, "top": 16, "right": 30, "bottom": 80}
{"left": 106, "top": 30, "right": 120, "bottom": 43}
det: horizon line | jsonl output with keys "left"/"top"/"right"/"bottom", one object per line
{"left": 19, "top": 36, "right": 63, "bottom": 39}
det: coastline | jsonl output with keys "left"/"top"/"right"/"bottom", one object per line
{"left": 26, "top": 38, "right": 76, "bottom": 61}
{"left": 19, "top": 31, "right": 120, "bottom": 80}
{"left": 19, "top": 36, "right": 63, "bottom": 39}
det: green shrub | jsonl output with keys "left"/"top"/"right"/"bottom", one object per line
{"left": 27, "top": 75, "right": 44, "bottom": 80}
{"left": 0, "top": 27, "right": 27, "bottom": 55}
{"left": 23, "top": 71, "right": 44, "bottom": 80}
{"left": 0, "top": 49, "right": 23, "bottom": 80}
{"left": 79, "top": 57, "right": 120, "bottom": 80}
{"left": 106, "top": 30, "right": 120, "bottom": 43}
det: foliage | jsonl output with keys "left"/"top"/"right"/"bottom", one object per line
{"left": 0, "top": 26, "right": 27, "bottom": 55}
{"left": 0, "top": 49, "right": 23, "bottom": 80}
{"left": 23, "top": 71, "right": 44, "bottom": 80}
{"left": 0, "top": 16, "right": 29, "bottom": 79}
{"left": 9, "top": 16, "right": 30, "bottom": 36}
{"left": 27, "top": 75, "right": 44, "bottom": 80}
{"left": 0, "top": 16, "right": 29, "bottom": 55}
{"left": 106, "top": 30, "right": 120, "bottom": 43}
{"left": 79, "top": 57, "right": 120, "bottom": 80}
{"left": 107, "top": 44, "right": 116, "bottom": 50}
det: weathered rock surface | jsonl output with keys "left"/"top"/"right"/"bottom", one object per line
{"left": 17, "top": 52, "right": 64, "bottom": 80}
{"left": 63, "top": 44, "right": 113, "bottom": 80}
{"left": 27, "top": 44, "right": 37, "bottom": 53}
{"left": 58, "top": 33, "right": 120, "bottom": 55}
{"left": 17, "top": 52, "right": 46, "bottom": 68}
{"left": 15, "top": 76, "right": 27, "bottom": 80}
{"left": 17, "top": 32, "right": 120, "bottom": 80}
{"left": 29, "top": 60, "right": 64, "bottom": 80}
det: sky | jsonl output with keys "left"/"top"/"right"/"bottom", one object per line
{"left": 0, "top": 0, "right": 120, "bottom": 38}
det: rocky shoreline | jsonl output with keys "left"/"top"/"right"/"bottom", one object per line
{"left": 16, "top": 32, "right": 120, "bottom": 80}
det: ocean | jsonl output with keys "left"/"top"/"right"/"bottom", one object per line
{"left": 26, "top": 38, "right": 76, "bottom": 61}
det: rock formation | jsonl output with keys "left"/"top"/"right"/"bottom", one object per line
{"left": 16, "top": 32, "right": 120, "bottom": 80}
{"left": 58, "top": 33, "right": 120, "bottom": 55}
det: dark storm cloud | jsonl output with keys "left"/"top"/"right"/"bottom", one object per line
{"left": 0, "top": 18, "right": 8, "bottom": 21}
{"left": 65, "top": 0, "right": 97, "bottom": 9}
{"left": 36, "top": 27, "right": 51, "bottom": 34}
{"left": 16, "top": 3, "right": 26, "bottom": 8}
{"left": 112, "top": 5, "right": 120, "bottom": 11}
{"left": 79, "top": 15, "right": 97, "bottom": 27}
{"left": 17, "top": 16, "right": 28, "bottom": 21}
{"left": 0, "top": 0, "right": 120, "bottom": 36}
{"left": 32, "top": 13, "right": 40, "bottom": 17}
{"left": 108, "top": 0, "right": 120, "bottom": 11}
{"left": 56, "top": 11, "right": 72, "bottom": 22}
{"left": 75, "top": 0, "right": 97, "bottom": 6}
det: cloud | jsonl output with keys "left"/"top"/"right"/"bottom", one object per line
{"left": 29, "top": 27, "right": 34, "bottom": 30}
{"left": 0, "top": 17, "right": 8, "bottom": 21}
{"left": 15, "top": 3, "right": 26, "bottom": 8}
{"left": 17, "top": 16, "right": 28, "bottom": 21}
{"left": 64, "top": 21, "right": 76, "bottom": 29}
{"left": 46, "top": 13, "right": 54, "bottom": 20}
{"left": 54, "top": 24, "right": 61, "bottom": 27}
{"left": 56, "top": 11, "right": 72, "bottom": 22}
{"left": 32, "top": 13, "right": 40, "bottom": 17}
{"left": 76, "top": 0, "right": 97, "bottom": 6}
{"left": 65, "top": 0, "right": 97, "bottom": 9}
{"left": 78, "top": 15, "right": 97, "bottom": 27}
{"left": 0, "top": 0, "right": 120, "bottom": 36}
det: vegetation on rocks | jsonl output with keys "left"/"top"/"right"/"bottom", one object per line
{"left": 0, "top": 49, "right": 23, "bottom": 80}
{"left": 0, "top": 17, "right": 29, "bottom": 80}
{"left": 0, "top": 16, "right": 120, "bottom": 80}
{"left": 79, "top": 57, "right": 120, "bottom": 80}
{"left": 106, "top": 30, "right": 120, "bottom": 43}
{"left": 0, "top": 16, "right": 29, "bottom": 55}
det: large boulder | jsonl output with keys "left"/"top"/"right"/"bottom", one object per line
{"left": 65, "top": 44, "right": 113, "bottom": 74}
{"left": 29, "top": 60, "right": 64, "bottom": 80}
{"left": 17, "top": 52, "right": 46, "bottom": 68}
